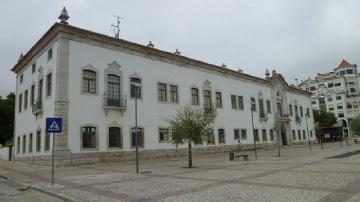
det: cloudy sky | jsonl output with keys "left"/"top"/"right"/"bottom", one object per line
{"left": 1, "top": 0, "right": 360, "bottom": 97}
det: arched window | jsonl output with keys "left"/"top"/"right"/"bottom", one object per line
{"left": 82, "top": 70, "right": 97, "bottom": 93}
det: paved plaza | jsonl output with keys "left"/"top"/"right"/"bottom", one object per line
{"left": 1, "top": 143, "right": 360, "bottom": 202}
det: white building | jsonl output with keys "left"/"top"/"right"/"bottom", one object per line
{"left": 12, "top": 10, "right": 315, "bottom": 164}
{"left": 299, "top": 59, "right": 360, "bottom": 137}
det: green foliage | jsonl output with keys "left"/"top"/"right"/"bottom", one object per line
{"left": 349, "top": 115, "right": 360, "bottom": 136}
{"left": 313, "top": 110, "right": 337, "bottom": 127}
{"left": 0, "top": 92, "right": 15, "bottom": 146}
{"left": 167, "top": 106, "right": 216, "bottom": 147}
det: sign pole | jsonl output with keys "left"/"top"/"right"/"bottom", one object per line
{"left": 51, "top": 132, "right": 55, "bottom": 185}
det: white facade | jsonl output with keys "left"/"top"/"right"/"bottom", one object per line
{"left": 12, "top": 21, "right": 315, "bottom": 161}
{"left": 299, "top": 59, "right": 360, "bottom": 136}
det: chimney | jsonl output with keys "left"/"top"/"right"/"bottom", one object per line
{"left": 147, "top": 41, "right": 154, "bottom": 48}
{"left": 174, "top": 49, "right": 181, "bottom": 55}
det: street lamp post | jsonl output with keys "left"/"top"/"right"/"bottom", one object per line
{"left": 250, "top": 102, "right": 257, "bottom": 160}
{"left": 305, "top": 112, "right": 311, "bottom": 151}
{"left": 132, "top": 84, "right": 140, "bottom": 174}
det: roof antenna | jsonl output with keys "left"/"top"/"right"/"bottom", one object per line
{"left": 111, "top": 15, "right": 124, "bottom": 39}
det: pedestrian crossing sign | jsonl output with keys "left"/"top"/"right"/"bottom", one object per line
{"left": 46, "top": 118, "right": 62, "bottom": 133}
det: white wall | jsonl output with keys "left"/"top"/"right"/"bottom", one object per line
{"left": 66, "top": 40, "right": 315, "bottom": 153}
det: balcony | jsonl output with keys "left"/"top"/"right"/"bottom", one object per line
{"left": 276, "top": 113, "right": 291, "bottom": 122}
{"left": 203, "top": 105, "right": 216, "bottom": 114}
{"left": 32, "top": 99, "right": 43, "bottom": 114}
{"left": 103, "top": 94, "right": 126, "bottom": 110}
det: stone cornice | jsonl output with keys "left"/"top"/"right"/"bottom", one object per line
{"left": 12, "top": 23, "right": 311, "bottom": 96}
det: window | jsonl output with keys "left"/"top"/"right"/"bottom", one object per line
{"left": 131, "top": 127, "right": 144, "bottom": 148}
{"left": 300, "top": 106, "right": 303, "bottom": 117}
{"left": 311, "top": 100, "right": 316, "bottom": 105}
{"left": 254, "top": 129, "right": 259, "bottom": 141}
{"left": 191, "top": 88, "right": 199, "bottom": 105}
{"left": 328, "top": 83, "right": 334, "bottom": 88}
{"left": 294, "top": 105, "right": 299, "bottom": 118}
{"left": 306, "top": 108, "right": 310, "bottom": 117}
{"left": 109, "top": 127, "right": 122, "bottom": 148}
{"left": 289, "top": 105, "right": 293, "bottom": 116}
{"left": 47, "top": 48, "right": 53, "bottom": 60}
{"left": 297, "top": 130, "right": 301, "bottom": 140}
{"left": 337, "top": 105, "right": 343, "bottom": 110}
{"left": 29, "top": 133, "right": 33, "bottom": 153}
{"left": 17, "top": 137, "right": 20, "bottom": 154}
{"left": 277, "top": 102, "right": 282, "bottom": 116}
{"left": 36, "top": 131, "right": 41, "bottom": 152}
{"left": 18, "top": 94, "right": 22, "bottom": 112}
{"left": 266, "top": 100, "right": 271, "bottom": 114}
{"left": 327, "top": 97, "right": 333, "bottom": 102}
{"left": 31, "top": 84, "right": 35, "bottom": 107}
{"left": 310, "top": 130, "right": 313, "bottom": 138}
{"left": 130, "top": 77, "right": 142, "bottom": 98}
{"left": 269, "top": 129, "right": 274, "bottom": 141}
{"left": 310, "top": 86, "right": 316, "bottom": 91}
{"left": 107, "top": 74, "right": 121, "bottom": 104}
{"left": 82, "top": 70, "right": 97, "bottom": 94}
{"left": 218, "top": 129, "right": 225, "bottom": 144}
{"left": 251, "top": 98, "right": 256, "bottom": 111}
{"left": 38, "top": 79, "right": 43, "bottom": 100}
{"left": 203, "top": 90, "right": 212, "bottom": 108}
{"left": 207, "top": 129, "right": 215, "bottom": 144}
{"left": 292, "top": 130, "right": 296, "bottom": 140}
{"left": 82, "top": 126, "right": 96, "bottom": 149}
{"left": 303, "top": 130, "right": 306, "bottom": 140}
{"left": 46, "top": 73, "right": 52, "bottom": 97}
{"left": 234, "top": 129, "right": 240, "bottom": 140}
{"left": 238, "top": 96, "right": 244, "bottom": 110}
{"left": 336, "top": 96, "right": 342, "bottom": 100}
{"left": 340, "top": 70, "right": 345, "bottom": 76}
{"left": 241, "top": 129, "right": 247, "bottom": 140}
{"left": 259, "top": 99, "right": 265, "bottom": 118}
{"left": 158, "top": 83, "right": 167, "bottom": 101}
{"left": 32, "top": 63, "right": 36, "bottom": 74}
{"left": 338, "top": 113, "right": 344, "bottom": 118}
{"left": 215, "top": 92, "right": 222, "bottom": 108}
{"left": 159, "top": 128, "right": 170, "bottom": 143}
{"left": 346, "top": 69, "right": 353, "bottom": 74}
{"left": 262, "top": 129, "right": 267, "bottom": 142}
{"left": 45, "top": 133, "right": 50, "bottom": 151}
{"left": 350, "top": 88, "right": 356, "bottom": 93}
{"left": 24, "top": 90, "right": 28, "bottom": 110}
{"left": 231, "top": 95, "right": 237, "bottom": 109}
{"left": 335, "top": 83, "right": 341, "bottom": 87}
{"left": 20, "top": 75, "right": 23, "bottom": 84}
{"left": 22, "top": 135, "right": 26, "bottom": 154}
{"left": 170, "top": 85, "right": 178, "bottom": 103}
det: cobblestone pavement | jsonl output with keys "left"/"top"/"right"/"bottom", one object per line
{"left": 1, "top": 143, "right": 360, "bottom": 202}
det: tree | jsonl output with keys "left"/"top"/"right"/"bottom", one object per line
{"left": 313, "top": 110, "right": 337, "bottom": 127}
{"left": 0, "top": 92, "right": 15, "bottom": 146}
{"left": 349, "top": 115, "right": 360, "bottom": 136}
{"left": 167, "top": 106, "right": 216, "bottom": 168}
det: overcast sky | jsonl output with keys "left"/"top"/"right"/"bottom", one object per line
{"left": 1, "top": 0, "right": 360, "bottom": 97}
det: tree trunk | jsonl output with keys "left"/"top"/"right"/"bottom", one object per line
{"left": 188, "top": 142, "right": 192, "bottom": 168}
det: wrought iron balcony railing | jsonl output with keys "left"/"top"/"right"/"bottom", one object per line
{"left": 103, "top": 94, "right": 126, "bottom": 109}
{"left": 32, "top": 99, "right": 43, "bottom": 114}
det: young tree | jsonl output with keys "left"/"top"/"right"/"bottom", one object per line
{"left": 349, "top": 115, "right": 360, "bottom": 136}
{"left": 167, "top": 106, "right": 216, "bottom": 168}
{"left": 313, "top": 110, "right": 337, "bottom": 127}
{"left": 0, "top": 92, "right": 15, "bottom": 146}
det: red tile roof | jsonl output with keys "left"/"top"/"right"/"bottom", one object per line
{"left": 336, "top": 59, "right": 356, "bottom": 69}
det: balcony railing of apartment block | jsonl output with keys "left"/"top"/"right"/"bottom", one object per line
{"left": 203, "top": 105, "right": 216, "bottom": 114}
{"left": 103, "top": 94, "right": 127, "bottom": 110}
{"left": 32, "top": 99, "right": 43, "bottom": 114}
